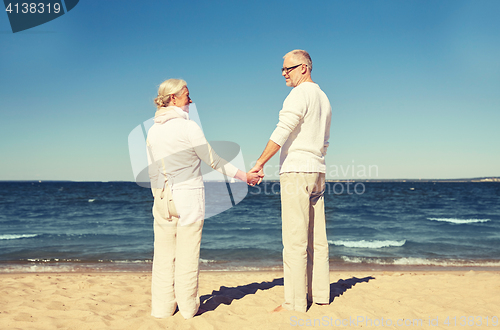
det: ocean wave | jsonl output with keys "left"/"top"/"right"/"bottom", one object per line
{"left": 0, "top": 234, "right": 38, "bottom": 240}
{"left": 26, "top": 258, "right": 81, "bottom": 262}
{"left": 202, "top": 266, "right": 283, "bottom": 272}
{"left": 341, "top": 256, "right": 500, "bottom": 267}
{"left": 0, "top": 264, "right": 80, "bottom": 273}
{"left": 427, "top": 218, "right": 490, "bottom": 224}
{"left": 111, "top": 260, "right": 152, "bottom": 264}
{"left": 330, "top": 240, "right": 406, "bottom": 249}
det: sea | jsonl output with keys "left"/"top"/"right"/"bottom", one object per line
{"left": 1, "top": 181, "right": 499, "bottom": 273}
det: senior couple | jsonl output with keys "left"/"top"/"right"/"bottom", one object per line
{"left": 146, "top": 49, "right": 332, "bottom": 319}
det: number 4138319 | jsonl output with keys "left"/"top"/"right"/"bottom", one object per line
{"left": 5, "top": 3, "right": 61, "bottom": 14}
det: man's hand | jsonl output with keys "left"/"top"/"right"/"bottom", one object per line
{"left": 249, "top": 163, "right": 264, "bottom": 185}
{"left": 234, "top": 169, "right": 262, "bottom": 186}
{"left": 246, "top": 170, "right": 264, "bottom": 186}
{"left": 250, "top": 140, "right": 281, "bottom": 185}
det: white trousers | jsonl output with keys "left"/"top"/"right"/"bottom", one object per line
{"left": 151, "top": 188, "right": 204, "bottom": 319}
{"left": 280, "top": 172, "right": 330, "bottom": 312}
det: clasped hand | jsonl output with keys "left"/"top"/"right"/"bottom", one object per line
{"left": 246, "top": 165, "right": 265, "bottom": 186}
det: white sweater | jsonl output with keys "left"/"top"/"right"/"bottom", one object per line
{"left": 147, "top": 106, "right": 239, "bottom": 190}
{"left": 269, "top": 82, "right": 332, "bottom": 174}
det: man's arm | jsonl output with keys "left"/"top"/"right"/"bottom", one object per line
{"left": 188, "top": 122, "right": 263, "bottom": 185}
{"left": 250, "top": 90, "right": 304, "bottom": 180}
{"left": 250, "top": 140, "right": 281, "bottom": 174}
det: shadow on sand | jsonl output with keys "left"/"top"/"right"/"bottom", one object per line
{"left": 196, "top": 275, "right": 374, "bottom": 313}
{"left": 329, "top": 276, "right": 375, "bottom": 303}
{"left": 200, "top": 277, "right": 284, "bottom": 312}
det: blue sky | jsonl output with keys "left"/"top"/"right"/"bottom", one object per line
{"left": 1, "top": 0, "right": 499, "bottom": 181}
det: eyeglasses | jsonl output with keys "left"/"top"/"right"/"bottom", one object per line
{"left": 281, "top": 64, "right": 304, "bottom": 74}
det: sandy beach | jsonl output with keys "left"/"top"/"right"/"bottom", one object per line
{"left": 1, "top": 269, "right": 499, "bottom": 329}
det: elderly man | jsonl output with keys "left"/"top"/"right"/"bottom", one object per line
{"left": 251, "top": 49, "right": 332, "bottom": 312}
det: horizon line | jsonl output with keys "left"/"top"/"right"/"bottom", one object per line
{"left": 1, "top": 177, "right": 499, "bottom": 183}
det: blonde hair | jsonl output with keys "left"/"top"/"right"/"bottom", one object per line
{"left": 284, "top": 49, "right": 313, "bottom": 72}
{"left": 154, "top": 78, "right": 187, "bottom": 108}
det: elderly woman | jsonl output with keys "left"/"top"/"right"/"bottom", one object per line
{"left": 146, "top": 78, "right": 261, "bottom": 319}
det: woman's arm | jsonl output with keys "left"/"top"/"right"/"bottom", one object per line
{"left": 188, "top": 122, "right": 261, "bottom": 185}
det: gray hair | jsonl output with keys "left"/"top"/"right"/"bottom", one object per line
{"left": 283, "top": 49, "right": 313, "bottom": 72}
{"left": 154, "top": 78, "right": 187, "bottom": 108}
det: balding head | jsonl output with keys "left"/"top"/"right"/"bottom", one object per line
{"left": 283, "top": 49, "right": 312, "bottom": 72}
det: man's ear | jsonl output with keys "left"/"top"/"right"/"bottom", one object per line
{"left": 301, "top": 64, "right": 308, "bottom": 74}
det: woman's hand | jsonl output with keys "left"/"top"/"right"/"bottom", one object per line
{"left": 246, "top": 170, "right": 264, "bottom": 186}
{"left": 234, "top": 169, "right": 264, "bottom": 186}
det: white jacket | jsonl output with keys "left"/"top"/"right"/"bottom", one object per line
{"left": 147, "top": 106, "right": 239, "bottom": 190}
{"left": 269, "top": 82, "right": 332, "bottom": 174}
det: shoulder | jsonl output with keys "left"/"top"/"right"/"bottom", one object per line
{"left": 289, "top": 82, "right": 320, "bottom": 97}
{"left": 285, "top": 85, "right": 307, "bottom": 104}
{"left": 286, "top": 83, "right": 320, "bottom": 104}
{"left": 299, "top": 82, "right": 322, "bottom": 93}
{"left": 301, "top": 82, "right": 330, "bottom": 102}
{"left": 184, "top": 120, "right": 206, "bottom": 141}
{"left": 185, "top": 119, "right": 202, "bottom": 131}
